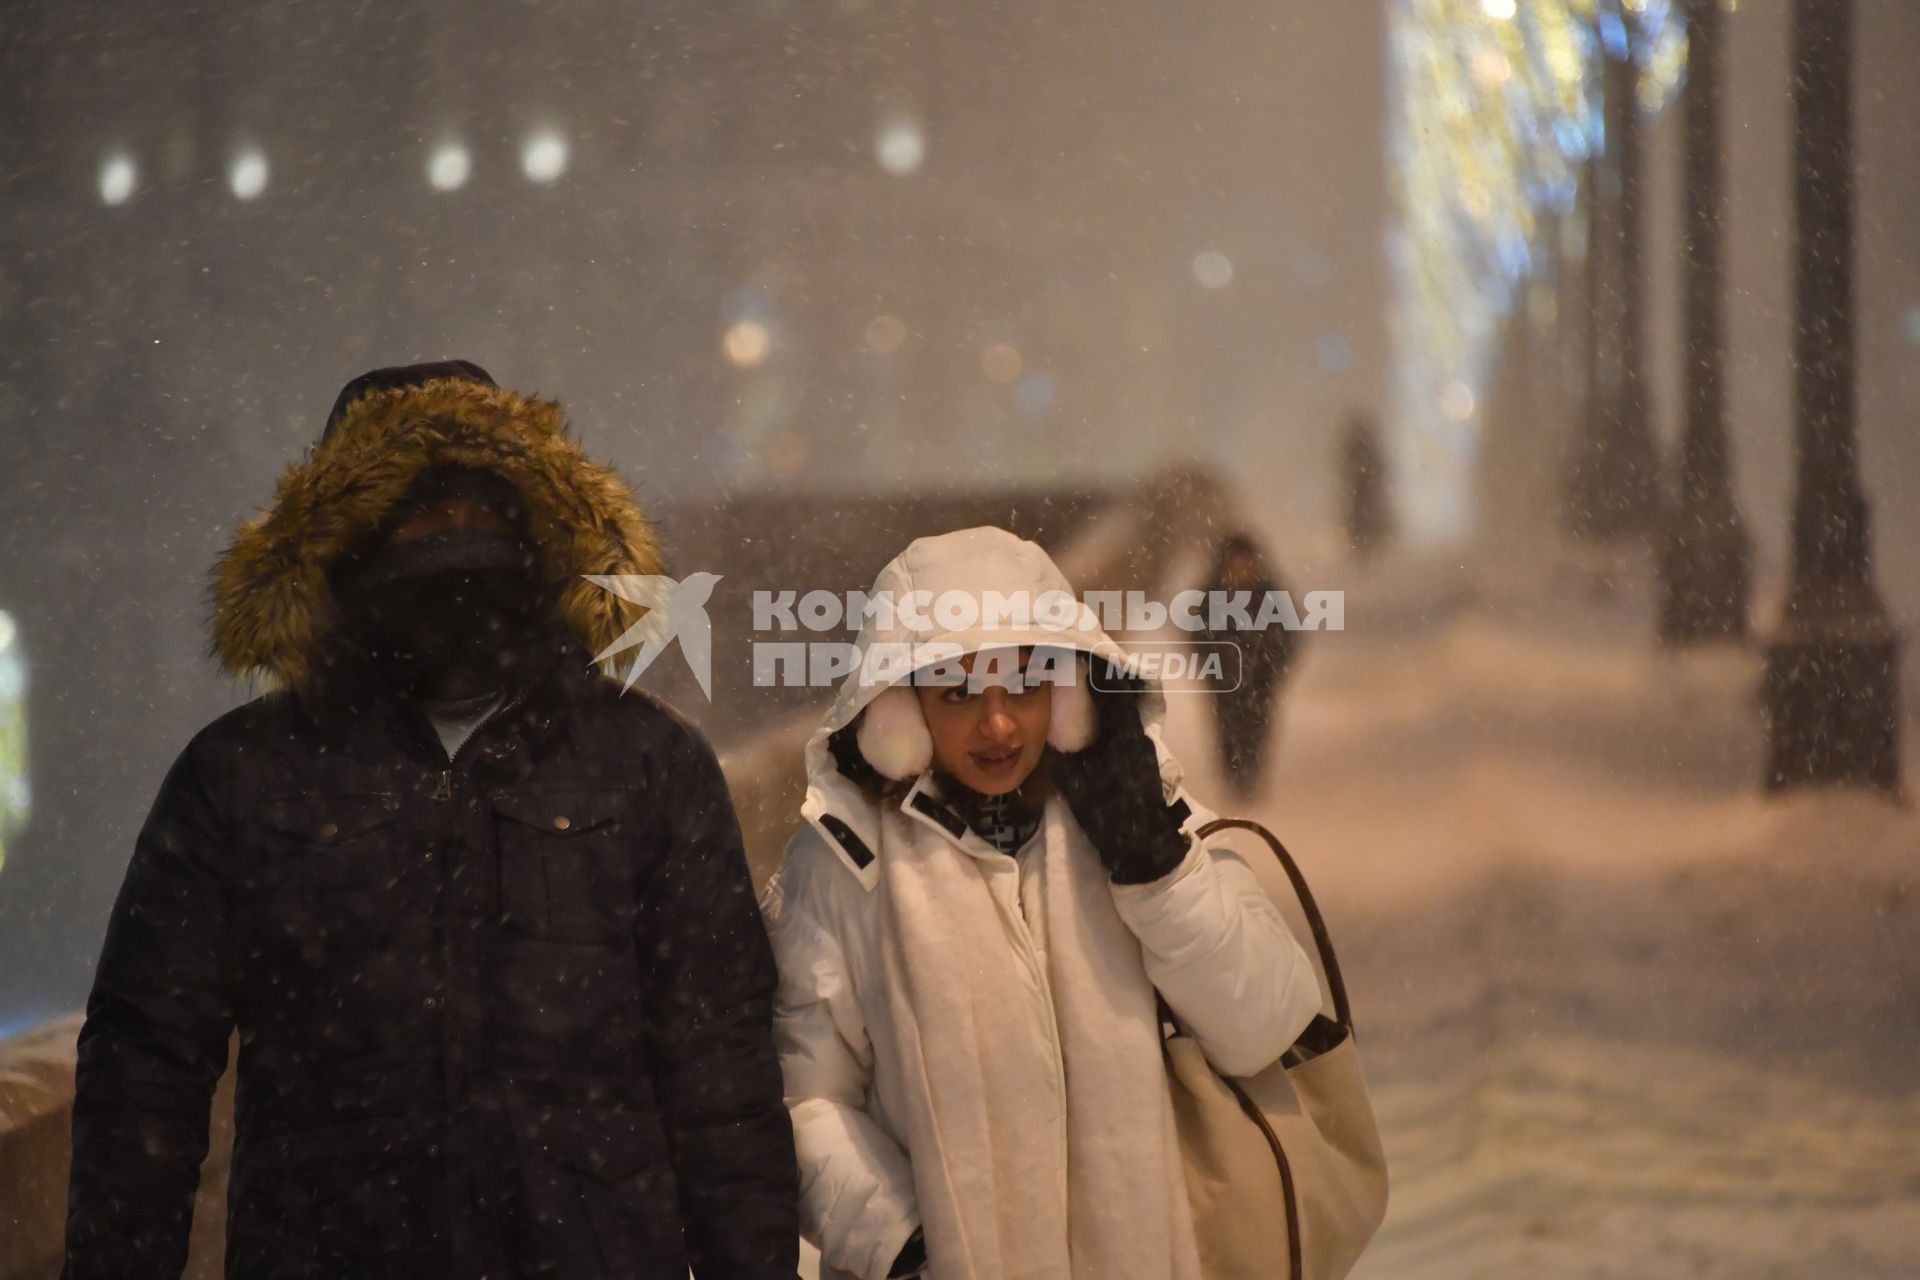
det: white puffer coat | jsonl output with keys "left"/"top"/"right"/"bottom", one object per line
{"left": 760, "top": 528, "right": 1322, "bottom": 1280}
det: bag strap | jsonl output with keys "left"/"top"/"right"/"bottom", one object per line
{"left": 1158, "top": 819, "right": 1349, "bottom": 1280}
{"left": 1195, "top": 817, "right": 1353, "bottom": 1033}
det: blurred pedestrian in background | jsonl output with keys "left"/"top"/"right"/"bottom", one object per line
{"left": 1341, "top": 411, "right": 1392, "bottom": 560}
{"left": 1197, "top": 531, "right": 1298, "bottom": 798}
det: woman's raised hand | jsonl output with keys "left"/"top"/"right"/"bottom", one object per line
{"left": 1050, "top": 676, "right": 1191, "bottom": 884}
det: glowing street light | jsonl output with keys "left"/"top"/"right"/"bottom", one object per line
{"left": 876, "top": 118, "right": 926, "bottom": 176}
{"left": 230, "top": 149, "right": 269, "bottom": 201}
{"left": 521, "top": 130, "right": 569, "bottom": 184}
{"left": 1191, "top": 251, "right": 1234, "bottom": 290}
{"left": 98, "top": 154, "right": 136, "bottom": 206}
{"left": 427, "top": 143, "right": 471, "bottom": 191}
{"left": 724, "top": 320, "right": 771, "bottom": 368}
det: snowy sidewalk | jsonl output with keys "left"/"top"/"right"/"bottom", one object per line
{"left": 1155, "top": 552, "right": 1920, "bottom": 1278}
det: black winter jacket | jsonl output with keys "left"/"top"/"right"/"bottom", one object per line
{"left": 62, "top": 373, "right": 796, "bottom": 1279}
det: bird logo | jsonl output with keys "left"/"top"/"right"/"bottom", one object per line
{"left": 584, "top": 572, "right": 724, "bottom": 699}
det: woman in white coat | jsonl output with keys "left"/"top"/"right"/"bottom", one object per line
{"left": 761, "top": 526, "right": 1323, "bottom": 1280}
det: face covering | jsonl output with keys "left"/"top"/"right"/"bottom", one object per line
{"left": 332, "top": 527, "right": 549, "bottom": 703}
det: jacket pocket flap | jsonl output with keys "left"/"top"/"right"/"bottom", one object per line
{"left": 491, "top": 790, "right": 626, "bottom": 837}
{"left": 256, "top": 793, "right": 402, "bottom": 846}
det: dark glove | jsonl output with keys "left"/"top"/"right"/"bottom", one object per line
{"left": 889, "top": 1228, "right": 928, "bottom": 1277}
{"left": 1050, "top": 675, "right": 1192, "bottom": 884}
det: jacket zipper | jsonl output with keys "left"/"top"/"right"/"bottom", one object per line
{"left": 429, "top": 686, "right": 533, "bottom": 802}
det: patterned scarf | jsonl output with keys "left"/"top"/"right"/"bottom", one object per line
{"left": 938, "top": 775, "right": 1044, "bottom": 855}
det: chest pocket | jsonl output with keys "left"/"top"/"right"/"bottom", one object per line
{"left": 251, "top": 792, "right": 404, "bottom": 897}
{"left": 491, "top": 790, "right": 634, "bottom": 943}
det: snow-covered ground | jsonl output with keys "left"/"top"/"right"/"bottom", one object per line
{"left": 1154, "top": 546, "right": 1920, "bottom": 1278}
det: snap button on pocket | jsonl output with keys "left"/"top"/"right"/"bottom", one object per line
{"left": 252, "top": 794, "right": 403, "bottom": 898}
{"left": 259, "top": 795, "right": 400, "bottom": 848}
{"left": 491, "top": 790, "right": 629, "bottom": 941}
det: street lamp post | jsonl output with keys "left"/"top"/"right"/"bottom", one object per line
{"left": 1657, "top": 0, "right": 1750, "bottom": 643}
{"left": 1761, "top": 0, "right": 1902, "bottom": 793}
{"left": 1565, "top": 2, "right": 1660, "bottom": 541}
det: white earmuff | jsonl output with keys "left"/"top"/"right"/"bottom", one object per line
{"left": 856, "top": 682, "right": 934, "bottom": 781}
{"left": 1046, "top": 660, "right": 1096, "bottom": 752}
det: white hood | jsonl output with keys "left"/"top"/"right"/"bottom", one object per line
{"left": 800, "top": 525, "right": 1214, "bottom": 887}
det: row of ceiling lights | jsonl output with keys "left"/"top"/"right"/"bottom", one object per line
{"left": 97, "top": 130, "right": 574, "bottom": 206}
{"left": 96, "top": 116, "right": 936, "bottom": 207}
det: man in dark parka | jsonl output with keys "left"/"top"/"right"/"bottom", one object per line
{"left": 61, "top": 363, "right": 797, "bottom": 1279}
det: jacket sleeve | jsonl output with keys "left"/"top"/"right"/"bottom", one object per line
{"left": 762, "top": 832, "right": 920, "bottom": 1280}
{"left": 639, "top": 720, "right": 799, "bottom": 1279}
{"left": 63, "top": 734, "right": 235, "bottom": 1280}
{"left": 1109, "top": 834, "right": 1323, "bottom": 1077}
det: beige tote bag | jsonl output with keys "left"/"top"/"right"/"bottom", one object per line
{"left": 1163, "top": 818, "right": 1388, "bottom": 1280}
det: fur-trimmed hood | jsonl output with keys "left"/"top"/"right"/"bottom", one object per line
{"left": 206, "top": 375, "right": 662, "bottom": 693}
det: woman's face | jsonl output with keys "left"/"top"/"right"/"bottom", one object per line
{"left": 914, "top": 648, "right": 1053, "bottom": 795}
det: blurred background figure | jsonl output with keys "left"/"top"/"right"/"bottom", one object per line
{"left": 1341, "top": 410, "right": 1393, "bottom": 560}
{"left": 1197, "top": 531, "right": 1297, "bottom": 800}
